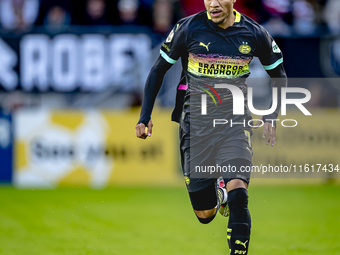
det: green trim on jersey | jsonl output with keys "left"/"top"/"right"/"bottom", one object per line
{"left": 160, "top": 50, "right": 177, "bottom": 64}
{"left": 263, "top": 58, "right": 283, "bottom": 70}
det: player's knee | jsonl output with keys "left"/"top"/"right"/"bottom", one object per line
{"left": 227, "top": 178, "right": 248, "bottom": 191}
{"left": 227, "top": 188, "right": 248, "bottom": 209}
{"left": 196, "top": 215, "right": 215, "bottom": 224}
{"left": 195, "top": 209, "right": 216, "bottom": 224}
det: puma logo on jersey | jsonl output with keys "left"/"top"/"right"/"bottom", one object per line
{"left": 235, "top": 240, "right": 248, "bottom": 248}
{"left": 200, "top": 42, "right": 211, "bottom": 51}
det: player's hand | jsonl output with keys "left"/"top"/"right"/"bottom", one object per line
{"left": 253, "top": 117, "right": 276, "bottom": 147}
{"left": 136, "top": 120, "right": 153, "bottom": 139}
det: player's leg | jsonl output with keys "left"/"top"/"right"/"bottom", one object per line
{"left": 188, "top": 177, "right": 228, "bottom": 224}
{"left": 189, "top": 182, "right": 218, "bottom": 224}
{"left": 225, "top": 159, "right": 251, "bottom": 255}
{"left": 214, "top": 125, "right": 252, "bottom": 254}
{"left": 179, "top": 122, "right": 226, "bottom": 224}
{"left": 183, "top": 153, "right": 228, "bottom": 224}
{"left": 179, "top": 109, "right": 230, "bottom": 224}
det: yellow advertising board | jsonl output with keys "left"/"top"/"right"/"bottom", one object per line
{"left": 14, "top": 109, "right": 181, "bottom": 188}
{"left": 14, "top": 108, "right": 340, "bottom": 188}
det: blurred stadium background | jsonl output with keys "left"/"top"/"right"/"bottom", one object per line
{"left": 0, "top": 0, "right": 339, "bottom": 254}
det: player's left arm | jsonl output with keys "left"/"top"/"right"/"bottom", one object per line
{"left": 253, "top": 27, "right": 287, "bottom": 147}
{"left": 254, "top": 64, "right": 287, "bottom": 146}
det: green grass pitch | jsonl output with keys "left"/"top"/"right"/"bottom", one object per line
{"left": 0, "top": 184, "right": 339, "bottom": 255}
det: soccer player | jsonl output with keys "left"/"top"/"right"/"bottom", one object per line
{"left": 135, "top": 0, "right": 287, "bottom": 254}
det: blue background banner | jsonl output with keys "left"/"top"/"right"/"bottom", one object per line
{"left": 0, "top": 112, "right": 12, "bottom": 183}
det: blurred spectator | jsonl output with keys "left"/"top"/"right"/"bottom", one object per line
{"left": 0, "top": 0, "right": 40, "bottom": 30}
{"left": 117, "top": 0, "right": 140, "bottom": 24}
{"left": 292, "top": 0, "right": 316, "bottom": 35}
{"left": 152, "top": 0, "right": 173, "bottom": 35}
{"left": 83, "top": 0, "right": 110, "bottom": 25}
{"left": 116, "top": 0, "right": 153, "bottom": 25}
{"left": 310, "top": 0, "right": 327, "bottom": 25}
{"left": 44, "top": 5, "right": 71, "bottom": 27}
{"left": 262, "top": 0, "right": 293, "bottom": 23}
{"left": 260, "top": 0, "right": 292, "bottom": 36}
{"left": 323, "top": 0, "right": 340, "bottom": 34}
{"left": 35, "top": 0, "right": 73, "bottom": 26}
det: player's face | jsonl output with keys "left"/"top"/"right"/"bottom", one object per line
{"left": 204, "top": 0, "right": 236, "bottom": 26}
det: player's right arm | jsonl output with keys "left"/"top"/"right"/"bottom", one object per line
{"left": 136, "top": 57, "right": 173, "bottom": 139}
{"left": 136, "top": 20, "right": 188, "bottom": 139}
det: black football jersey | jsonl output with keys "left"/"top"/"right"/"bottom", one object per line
{"left": 160, "top": 10, "right": 284, "bottom": 123}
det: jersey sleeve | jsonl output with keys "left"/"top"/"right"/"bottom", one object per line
{"left": 254, "top": 27, "right": 283, "bottom": 71}
{"left": 160, "top": 21, "right": 187, "bottom": 65}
